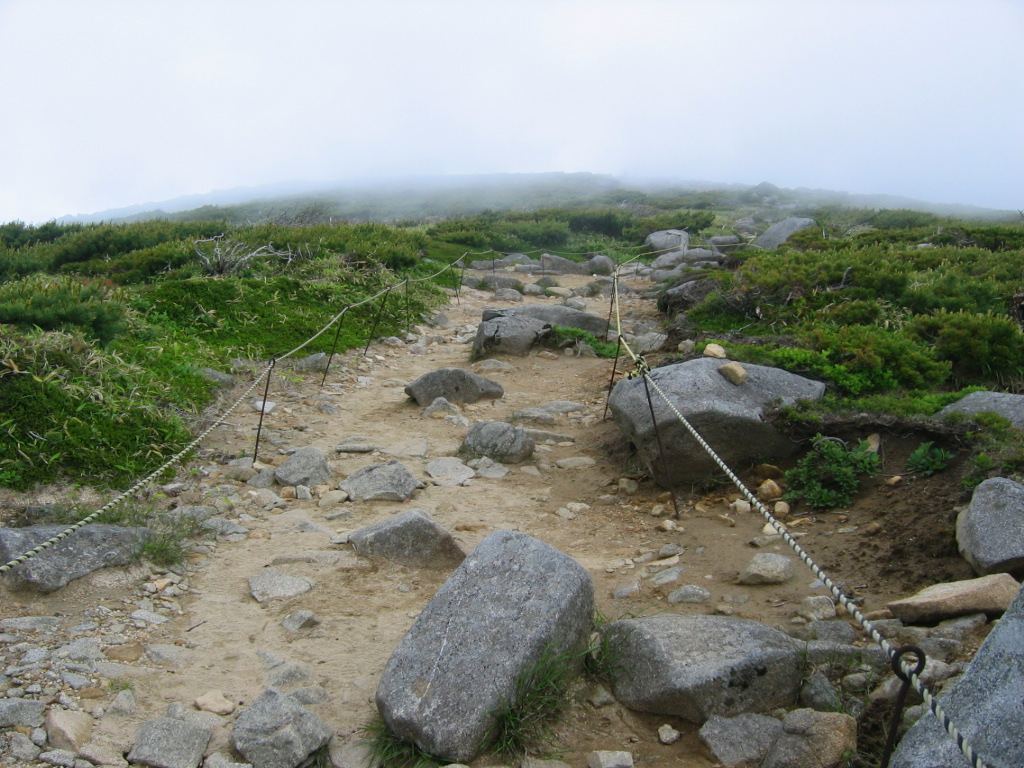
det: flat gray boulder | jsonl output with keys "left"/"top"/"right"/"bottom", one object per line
{"left": 231, "top": 689, "right": 332, "bottom": 768}
{"left": 511, "top": 304, "right": 609, "bottom": 337}
{"left": 472, "top": 311, "right": 553, "bottom": 356}
{"left": 601, "top": 614, "right": 802, "bottom": 721}
{"left": 699, "top": 713, "right": 782, "bottom": 768}
{"left": 608, "top": 358, "right": 826, "bottom": 486}
{"left": 957, "top": 477, "right": 1024, "bottom": 576}
{"left": 376, "top": 530, "right": 594, "bottom": 763}
{"left": 274, "top": 446, "right": 332, "bottom": 488}
{"left": 644, "top": 229, "right": 690, "bottom": 253}
{"left": 940, "top": 390, "right": 1024, "bottom": 429}
{"left": 127, "top": 716, "right": 212, "bottom": 768}
{"left": 348, "top": 509, "right": 465, "bottom": 568}
{"left": 339, "top": 460, "right": 424, "bottom": 501}
{"left": 891, "top": 582, "right": 1024, "bottom": 768}
{"left": 461, "top": 421, "right": 535, "bottom": 463}
{"left": 753, "top": 217, "right": 816, "bottom": 250}
{"left": 0, "top": 524, "right": 150, "bottom": 592}
{"left": 405, "top": 368, "right": 503, "bottom": 406}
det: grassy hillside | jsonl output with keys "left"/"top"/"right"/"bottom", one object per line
{"left": 1, "top": 183, "right": 1022, "bottom": 493}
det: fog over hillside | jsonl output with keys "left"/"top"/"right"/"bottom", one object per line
{"left": 57, "top": 173, "right": 1017, "bottom": 227}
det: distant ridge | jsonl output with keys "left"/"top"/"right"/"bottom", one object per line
{"left": 57, "top": 172, "right": 1014, "bottom": 225}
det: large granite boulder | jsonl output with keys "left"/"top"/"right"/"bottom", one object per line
{"left": 404, "top": 367, "right": 504, "bottom": 406}
{"left": 231, "top": 689, "right": 332, "bottom": 768}
{"left": 753, "top": 217, "right": 816, "bottom": 251}
{"left": 939, "top": 391, "right": 1024, "bottom": 429}
{"left": 460, "top": 421, "right": 535, "bottom": 463}
{"left": 602, "top": 614, "right": 802, "bottom": 721}
{"left": 375, "top": 531, "right": 594, "bottom": 763}
{"left": 608, "top": 358, "right": 826, "bottom": 486}
{"left": 0, "top": 524, "right": 150, "bottom": 592}
{"left": 890, "top": 582, "right": 1024, "bottom": 768}
{"left": 472, "top": 310, "right": 552, "bottom": 356}
{"left": 957, "top": 477, "right": 1024, "bottom": 576}
{"left": 644, "top": 229, "right": 691, "bottom": 253}
{"left": 472, "top": 305, "right": 609, "bottom": 357}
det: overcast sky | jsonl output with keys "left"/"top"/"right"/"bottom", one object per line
{"left": 1, "top": 0, "right": 1021, "bottom": 223}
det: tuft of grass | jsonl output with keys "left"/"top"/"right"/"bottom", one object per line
{"left": 362, "top": 714, "right": 441, "bottom": 768}
{"left": 548, "top": 326, "right": 619, "bottom": 358}
{"left": 481, "top": 643, "right": 584, "bottom": 762}
{"left": 905, "top": 441, "right": 956, "bottom": 476}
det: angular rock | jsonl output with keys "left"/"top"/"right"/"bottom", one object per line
{"left": 404, "top": 368, "right": 504, "bottom": 406}
{"left": 608, "top": 358, "right": 826, "bottom": 486}
{"left": 45, "top": 709, "right": 92, "bottom": 752}
{"left": 199, "top": 367, "right": 236, "bottom": 387}
{"left": 753, "top": 217, "right": 816, "bottom": 251}
{"left": 461, "top": 421, "right": 535, "bottom": 463}
{"left": 274, "top": 446, "right": 332, "bottom": 488}
{"left": 739, "top": 553, "right": 794, "bottom": 585}
{"left": 659, "top": 279, "right": 719, "bottom": 316}
{"left": 699, "top": 712, "right": 782, "bottom": 768}
{"left": 891, "top": 582, "right": 1024, "bottom": 768}
{"left": 339, "top": 460, "right": 424, "bottom": 502}
{"left": 424, "top": 456, "right": 476, "bottom": 486}
{"left": 230, "top": 689, "right": 332, "bottom": 768}
{"left": 762, "top": 708, "right": 857, "bottom": 768}
{"left": 348, "top": 509, "right": 465, "bottom": 569}
{"left": 0, "top": 524, "right": 150, "bottom": 592}
{"left": 939, "top": 390, "right": 1024, "bottom": 429}
{"left": 0, "top": 698, "right": 46, "bottom": 727}
{"left": 247, "top": 568, "right": 314, "bottom": 603}
{"left": 887, "top": 574, "right": 1021, "bottom": 623}
{"left": 376, "top": 530, "right": 594, "bottom": 763}
{"left": 127, "top": 716, "right": 212, "bottom": 768}
{"left": 472, "top": 311, "right": 552, "bottom": 356}
{"left": 957, "top": 477, "right": 1024, "bottom": 576}
{"left": 603, "top": 614, "right": 801, "bottom": 721}
{"left": 421, "top": 397, "right": 462, "bottom": 419}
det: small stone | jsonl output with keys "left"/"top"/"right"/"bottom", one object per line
{"left": 774, "top": 501, "right": 791, "bottom": 517}
{"left": 757, "top": 479, "right": 782, "bottom": 501}
{"left": 658, "top": 724, "right": 681, "bottom": 745}
{"left": 739, "top": 553, "right": 794, "bottom": 585}
{"left": 282, "top": 610, "right": 320, "bottom": 631}
{"left": 656, "top": 520, "right": 678, "bottom": 532}
{"left": 729, "top": 499, "right": 751, "bottom": 515}
{"left": 318, "top": 490, "right": 349, "bottom": 507}
{"left": 668, "top": 585, "right": 711, "bottom": 604}
{"left": 195, "top": 690, "right": 236, "bottom": 716}
{"left": 718, "top": 361, "right": 747, "bottom": 385}
{"left": 799, "top": 596, "right": 837, "bottom": 622}
{"left": 703, "top": 342, "right": 727, "bottom": 359}
{"left": 555, "top": 456, "right": 596, "bottom": 469}
{"left": 613, "top": 580, "right": 640, "bottom": 599}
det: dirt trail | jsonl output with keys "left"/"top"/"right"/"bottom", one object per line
{"left": 2, "top": 270, "right": 980, "bottom": 766}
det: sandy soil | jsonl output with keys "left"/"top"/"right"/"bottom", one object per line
{"left": 1, "top": 270, "right": 982, "bottom": 767}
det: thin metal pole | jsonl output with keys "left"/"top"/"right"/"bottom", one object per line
{"left": 320, "top": 309, "right": 348, "bottom": 388}
{"left": 602, "top": 336, "right": 624, "bottom": 421}
{"left": 641, "top": 372, "right": 681, "bottom": 519}
{"left": 252, "top": 359, "right": 276, "bottom": 461}
{"left": 362, "top": 287, "right": 392, "bottom": 357}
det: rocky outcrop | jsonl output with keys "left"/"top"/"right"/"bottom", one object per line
{"left": 601, "top": 614, "right": 803, "bottom": 721}
{"left": 891, "top": 583, "right": 1024, "bottom": 768}
{"left": 0, "top": 525, "right": 150, "bottom": 592}
{"left": 404, "top": 367, "right": 504, "bottom": 406}
{"left": 753, "top": 217, "right": 816, "bottom": 251}
{"left": 375, "top": 531, "right": 594, "bottom": 763}
{"left": 939, "top": 390, "right": 1024, "bottom": 429}
{"left": 957, "top": 477, "right": 1024, "bottom": 576}
{"left": 607, "top": 358, "right": 826, "bottom": 486}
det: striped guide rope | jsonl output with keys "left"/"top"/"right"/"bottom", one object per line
{"left": 1, "top": 250, "right": 485, "bottom": 574}
{"left": 609, "top": 264, "right": 991, "bottom": 768}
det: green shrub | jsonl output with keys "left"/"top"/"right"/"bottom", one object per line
{"left": 906, "top": 441, "right": 956, "bottom": 476}
{"left": 784, "top": 435, "right": 882, "bottom": 509}
{"left": 906, "top": 309, "right": 1024, "bottom": 385}
{"left": 0, "top": 274, "right": 128, "bottom": 344}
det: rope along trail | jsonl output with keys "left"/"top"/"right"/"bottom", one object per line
{"left": 0, "top": 250, "right": 490, "bottom": 574}
{"left": 2, "top": 247, "right": 992, "bottom": 766}
{"left": 608, "top": 263, "right": 991, "bottom": 768}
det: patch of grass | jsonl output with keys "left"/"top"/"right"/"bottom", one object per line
{"left": 481, "top": 643, "right": 584, "bottom": 762}
{"left": 106, "top": 679, "right": 133, "bottom": 692}
{"left": 549, "top": 326, "right": 619, "bottom": 358}
{"left": 362, "top": 714, "right": 441, "bottom": 768}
